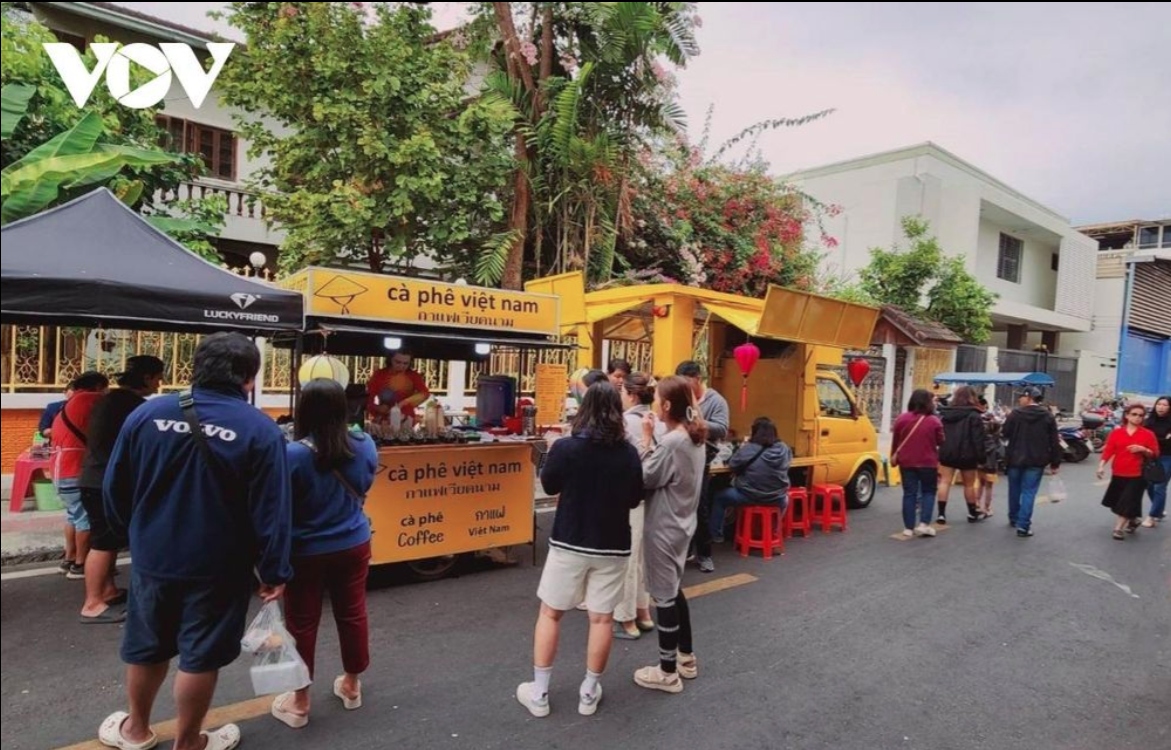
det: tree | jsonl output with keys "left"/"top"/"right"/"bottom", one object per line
{"left": 216, "top": 2, "right": 515, "bottom": 275}
{"left": 477, "top": 2, "right": 699, "bottom": 288}
{"left": 1, "top": 6, "right": 224, "bottom": 258}
{"left": 603, "top": 109, "right": 834, "bottom": 297}
{"left": 857, "top": 216, "right": 997, "bottom": 342}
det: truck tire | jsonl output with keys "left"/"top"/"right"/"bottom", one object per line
{"left": 846, "top": 464, "right": 877, "bottom": 509}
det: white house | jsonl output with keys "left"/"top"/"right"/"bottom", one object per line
{"left": 790, "top": 142, "right": 1099, "bottom": 358}
{"left": 23, "top": 0, "right": 288, "bottom": 269}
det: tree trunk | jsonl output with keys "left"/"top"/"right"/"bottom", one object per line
{"left": 501, "top": 132, "right": 530, "bottom": 290}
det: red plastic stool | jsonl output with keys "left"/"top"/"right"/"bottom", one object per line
{"left": 734, "top": 505, "right": 785, "bottom": 559}
{"left": 811, "top": 484, "right": 848, "bottom": 532}
{"left": 782, "top": 487, "right": 811, "bottom": 538}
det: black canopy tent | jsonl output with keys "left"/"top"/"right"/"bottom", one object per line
{"left": 0, "top": 188, "right": 303, "bottom": 333}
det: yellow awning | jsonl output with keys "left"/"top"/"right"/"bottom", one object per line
{"left": 586, "top": 298, "right": 647, "bottom": 324}
{"left": 757, "top": 285, "right": 880, "bottom": 349}
{"left": 700, "top": 301, "right": 762, "bottom": 336}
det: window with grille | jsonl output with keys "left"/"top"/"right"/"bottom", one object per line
{"left": 1138, "top": 226, "right": 1159, "bottom": 248}
{"left": 997, "top": 233, "right": 1023, "bottom": 283}
{"left": 155, "top": 115, "right": 237, "bottom": 181}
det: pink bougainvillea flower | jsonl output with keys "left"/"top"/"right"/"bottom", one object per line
{"left": 281, "top": 5, "right": 298, "bottom": 18}
{"left": 519, "top": 40, "right": 539, "bottom": 66}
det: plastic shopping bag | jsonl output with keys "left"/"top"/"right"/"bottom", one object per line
{"left": 1046, "top": 475, "right": 1068, "bottom": 503}
{"left": 241, "top": 601, "right": 310, "bottom": 696}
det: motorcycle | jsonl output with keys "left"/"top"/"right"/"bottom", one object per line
{"left": 1058, "top": 426, "right": 1091, "bottom": 463}
{"left": 1079, "top": 413, "right": 1114, "bottom": 453}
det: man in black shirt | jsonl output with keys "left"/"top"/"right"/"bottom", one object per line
{"left": 78, "top": 356, "right": 164, "bottom": 624}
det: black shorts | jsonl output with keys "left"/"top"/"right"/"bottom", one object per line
{"left": 79, "top": 487, "right": 124, "bottom": 552}
{"left": 122, "top": 570, "right": 252, "bottom": 673}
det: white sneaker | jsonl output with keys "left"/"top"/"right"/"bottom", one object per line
{"left": 915, "top": 523, "right": 936, "bottom": 537}
{"left": 902, "top": 529, "right": 914, "bottom": 538}
{"left": 516, "top": 682, "right": 550, "bottom": 718}
{"left": 578, "top": 683, "right": 602, "bottom": 716}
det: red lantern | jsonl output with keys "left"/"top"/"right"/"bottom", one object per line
{"left": 733, "top": 341, "right": 761, "bottom": 411}
{"left": 847, "top": 357, "right": 871, "bottom": 387}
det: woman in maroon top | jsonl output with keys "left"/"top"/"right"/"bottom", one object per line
{"left": 891, "top": 389, "right": 945, "bottom": 538}
{"left": 1097, "top": 403, "right": 1160, "bottom": 540}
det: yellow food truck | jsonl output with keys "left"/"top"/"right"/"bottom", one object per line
{"left": 527, "top": 273, "right": 884, "bottom": 508}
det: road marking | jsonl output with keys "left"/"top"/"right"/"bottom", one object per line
{"left": 52, "top": 696, "right": 273, "bottom": 750}
{"left": 1069, "top": 562, "right": 1140, "bottom": 599}
{"left": 1, "top": 557, "right": 131, "bottom": 582}
{"left": 683, "top": 572, "right": 757, "bottom": 599}
{"left": 48, "top": 570, "right": 757, "bottom": 750}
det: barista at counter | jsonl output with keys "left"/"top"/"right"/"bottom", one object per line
{"left": 367, "top": 351, "right": 431, "bottom": 421}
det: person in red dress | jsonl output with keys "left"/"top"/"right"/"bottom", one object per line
{"left": 365, "top": 351, "right": 430, "bottom": 422}
{"left": 1096, "top": 403, "right": 1160, "bottom": 540}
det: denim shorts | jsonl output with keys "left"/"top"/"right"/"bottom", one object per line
{"left": 57, "top": 479, "right": 90, "bottom": 532}
{"left": 122, "top": 569, "right": 253, "bottom": 673}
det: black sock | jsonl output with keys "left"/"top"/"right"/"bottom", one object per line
{"left": 937, "top": 502, "right": 947, "bottom": 518}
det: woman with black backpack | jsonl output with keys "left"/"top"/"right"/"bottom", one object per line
{"left": 936, "top": 386, "right": 988, "bottom": 524}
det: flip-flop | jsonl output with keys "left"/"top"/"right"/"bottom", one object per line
{"left": 98, "top": 711, "right": 157, "bottom": 750}
{"left": 105, "top": 589, "right": 128, "bottom": 607}
{"left": 270, "top": 693, "right": 308, "bottom": 729}
{"left": 81, "top": 607, "right": 127, "bottom": 625}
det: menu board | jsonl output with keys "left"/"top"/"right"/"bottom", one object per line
{"left": 534, "top": 363, "right": 568, "bottom": 428}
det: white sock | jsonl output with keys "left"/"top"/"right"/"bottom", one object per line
{"left": 532, "top": 666, "right": 552, "bottom": 700}
{"left": 580, "top": 669, "right": 602, "bottom": 698}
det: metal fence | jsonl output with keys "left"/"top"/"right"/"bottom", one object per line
{"left": 955, "top": 344, "right": 988, "bottom": 373}
{"left": 994, "top": 348, "right": 1078, "bottom": 412}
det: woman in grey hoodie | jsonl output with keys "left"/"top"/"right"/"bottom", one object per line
{"left": 633, "top": 376, "right": 708, "bottom": 695}
{"left": 708, "top": 417, "right": 792, "bottom": 542}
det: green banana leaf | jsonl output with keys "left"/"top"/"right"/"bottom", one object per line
{"left": 5, "top": 110, "right": 105, "bottom": 173}
{"left": 2, "top": 146, "right": 178, "bottom": 224}
{"left": 1, "top": 83, "right": 36, "bottom": 140}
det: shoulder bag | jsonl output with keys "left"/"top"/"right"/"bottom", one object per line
{"left": 891, "top": 416, "right": 926, "bottom": 468}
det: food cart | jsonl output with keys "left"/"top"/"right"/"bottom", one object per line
{"left": 279, "top": 268, "right": 568, "bottom": 576}
{"left": 526, "top": 272, "right": 884, "bottom": 507}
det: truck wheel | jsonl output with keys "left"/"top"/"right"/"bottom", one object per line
{"left": 846, "top": 464, "right": 877, "bottom": 509}
{"left": 404, "top": 554, "right": 462, "bottom": 582}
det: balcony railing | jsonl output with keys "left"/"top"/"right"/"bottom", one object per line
{"left": 159, "top": 180, "right": 268, "bottom": 222}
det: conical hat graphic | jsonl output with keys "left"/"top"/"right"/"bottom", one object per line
{"left": 315, "top": 275, "right": 369, "bottom": 315}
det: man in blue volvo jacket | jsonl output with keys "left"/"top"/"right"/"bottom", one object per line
{"left": 100, "top": 333, "right": 292, "bottom": 750}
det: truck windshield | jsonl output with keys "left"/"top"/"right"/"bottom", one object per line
{"left": 816, "top": 378, "right": 855, "bottom": 418}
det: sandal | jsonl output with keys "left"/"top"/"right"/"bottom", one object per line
{"left": 1112, "top": 530, "right": 1124, "bottom": 541}
{"left": 334, "top": 676, "right": 362, "bottom": 710}
{"left": 201, "top": 724, "right": 241, "bottom": 750}
{"left": 98, "top": 711, "right": 157, "bottom": 750}
{"left": 271, "top": 692, "right": 308, "bottom": 729}
{"left": 105, "top": 588, "right": 128, "bottom": 607}
{"left": 80, "top": 607, "right": 127, "bottom": 625}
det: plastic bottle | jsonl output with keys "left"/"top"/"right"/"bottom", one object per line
{"left": 389, "top": 402, "right": 403, "bottom": 433}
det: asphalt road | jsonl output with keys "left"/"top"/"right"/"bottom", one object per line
{"left": 2, "top": 461, "right": 1168, "bottom": 750}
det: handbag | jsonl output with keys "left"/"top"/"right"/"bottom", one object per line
{"left": 890, "top": 416, "right": 926, "bottom": 468}
{"left": 1143, "top": 456, "right": 1168, "bottom": 484}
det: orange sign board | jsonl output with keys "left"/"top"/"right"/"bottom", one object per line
{"left": 534, "top": 362, "right": 568, "bottom": 427}
{"left": 366, "top": 443, "right": 534, "bottom": 564}
{"left": 283, "top": 268, "right": 560, "bottom": 336}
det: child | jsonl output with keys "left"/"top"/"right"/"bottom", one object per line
{"left": 978, "top": 416, "right": 1004, "bottom": 517}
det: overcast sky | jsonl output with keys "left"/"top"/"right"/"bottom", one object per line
{"left": 114, "top": 1, "right": 1170, "bottom": 225}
